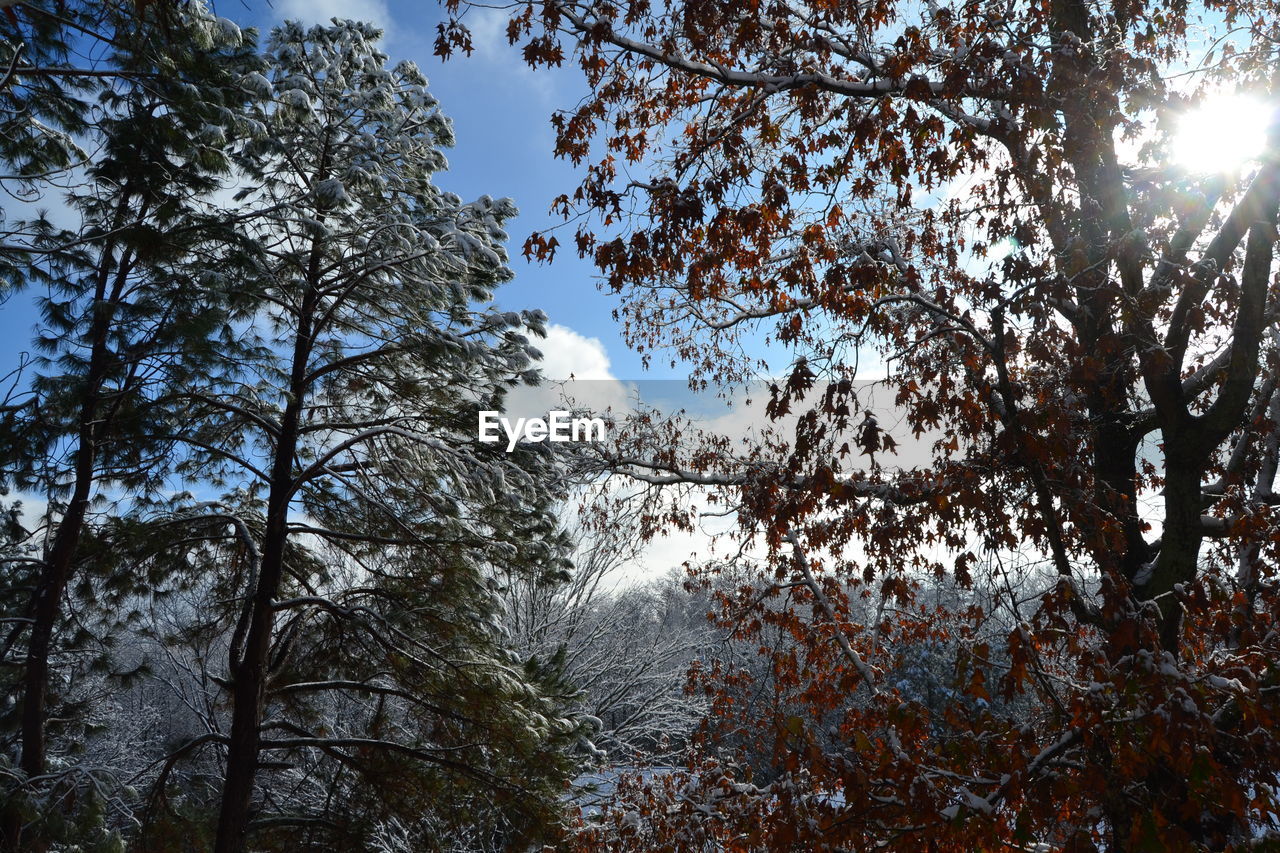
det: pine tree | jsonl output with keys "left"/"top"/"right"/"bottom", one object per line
{"left": 127, "top": 20, "right": 587, "bottom": 851}
{"left": 0, "top": 8, "right": 262, "bottom": 849}
{"left": 0, "top": 1, "right": 245, "bottom": 285}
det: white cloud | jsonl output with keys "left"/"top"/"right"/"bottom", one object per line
{"left": 461, "top": 5, "right": 510, "bottom": 61}
{"left": 275, "top": 0, "right": 391, "bottom": 29}
{"left": 503, "top": 323, "right": 633, "bottom": 420}
{"left": 536, "top": 323, "right": 613, "bottom": 381}
{"left": 622, "top": 495, "right": 752, "bottom": 581}
{"left": 603, "top": 380, "right": 942, "bottom": 581}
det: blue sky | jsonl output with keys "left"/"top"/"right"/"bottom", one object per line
{"left": 2, "top": 2, "right": 1263, "bottom": 389}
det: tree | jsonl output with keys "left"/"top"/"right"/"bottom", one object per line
{"left": 0, "top": 9, "right": 598, "bottom": 852}
{"left": 440, "top": 0, "right": 1280, "bottom": 849}
{"left": 137, "top": 20, "right": 584, "bottom": 852}
{"left": 0, "top": 9, "right": 259, "bottom": 849}
{"left": 0, "top": 2, "right": 247, "bottom": 262}
{"left": 503, "top": 497, "right": 713, "bottom": 765}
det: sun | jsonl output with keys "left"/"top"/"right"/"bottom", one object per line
{"left": 1172, "top": 94, "right": 1273, "bottom": 173}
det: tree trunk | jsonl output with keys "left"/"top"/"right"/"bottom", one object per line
{"left": 1147, "top": 452, "right": 1207, "bottom": 650}
{"left": 2, "top": 238, "right": 133, "bottom": 853}
{"left": 0, "top": 485, "right": 91, "bottom": 853}
{"left": 213, "top": 262, "right": 317, "bottom": 853}
{"left": 210, "top": 461, "right": 295, "bottom": 853}
{"left": 18, "top": 488, "right": 90, "bottom": 777}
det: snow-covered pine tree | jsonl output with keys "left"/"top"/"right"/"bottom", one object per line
{"left": 139, "top": 20, "right": 583, "bottom": 852}
{"left": 0, "top": 8, "right": 263, "bottom": 849}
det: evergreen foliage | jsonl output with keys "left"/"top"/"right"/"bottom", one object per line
{"left": 0, "top": 10, "right": 597, "bottom": 852}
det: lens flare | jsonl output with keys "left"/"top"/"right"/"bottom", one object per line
{"left": 1172, "top": 94, "right": 1273, "bottom": 173}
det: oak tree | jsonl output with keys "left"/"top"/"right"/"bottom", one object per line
{"left": 441, "top": 0, "right": 1280, "bottom": 849}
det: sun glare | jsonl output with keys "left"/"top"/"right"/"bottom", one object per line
{"left": 1172, "top": 94, "right": 1273, "bottom": 173}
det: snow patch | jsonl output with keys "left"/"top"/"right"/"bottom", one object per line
{"left": 313, "top": 178, "right": 349, "bottom": 207}
{"left": 239, "top": 72, "right": 273, "bottom": 99}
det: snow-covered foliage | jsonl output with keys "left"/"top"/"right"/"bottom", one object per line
{"left": 502, "top": 499, "right": 715, "bottom": 766}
